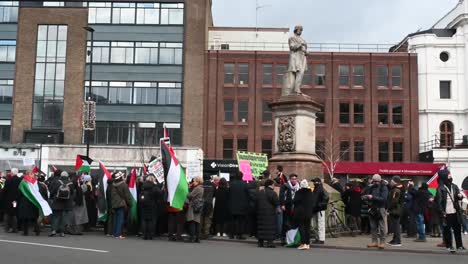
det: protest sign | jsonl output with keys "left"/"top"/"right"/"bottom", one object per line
{"left": 236, "top": 151, "right": 268, "bottom": 177}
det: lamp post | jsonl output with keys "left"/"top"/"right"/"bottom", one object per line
{"left": 84, "top": 26, "right": 95, "bottom": 157}
{"left": 447, "top": 147, "right": 452, "bottom": 169}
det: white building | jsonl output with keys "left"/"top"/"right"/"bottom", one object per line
{"left": 397, "top": 0, "right": 468, "bottom": 187}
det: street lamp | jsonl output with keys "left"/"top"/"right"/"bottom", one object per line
{"left": 84, "top": 26, "right": 95, "bottom": 158}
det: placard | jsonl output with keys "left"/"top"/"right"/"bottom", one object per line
{"left": 236, "top": 151, "right": 268, "bottom": 177}
{"left": 239, "top": 160, "right": 253, "bottom": 182}
{"left": 186, "top": 160, "right": 201, "bottom": 181}
{"left": 148, "top": 157, "right": 165, "bottom": 183}
{"left": 219, "top": 172, "right": 230, "bottom": 182}
{"left": 23, "top": 158, "right": 35, "bottom": 166}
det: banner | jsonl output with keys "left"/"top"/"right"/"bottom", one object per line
{"left": 238, "top": 160, "right": 253, "bottom": 182}
{"left": 186, "top": 160, "right": 201, "bottom": 182}
{"left": 236, "top": 151, "right": 268, "bottom": 177}
{"left": 148, "top": 157, "right": 165, "bottom": 183}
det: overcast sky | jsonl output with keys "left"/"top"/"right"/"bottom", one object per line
{"left": 212, "top": 0, "right": 460, "bottom": 44}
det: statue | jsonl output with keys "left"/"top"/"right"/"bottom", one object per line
{"left": 283, "top": 25, "right": 308, "bottom": 96}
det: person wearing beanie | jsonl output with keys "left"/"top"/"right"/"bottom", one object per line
{"left": 293, "top": 179, "right": 314, "bottom": 250}
{"left": 435, "top": 168, "right": 466, "bottom": 253}
{"left": 364, "top": 174, "right": 389, "bottom": 249}
{"left": 311, "top": 177, "right": 329, "bottom": 245}
{"left": 412, "top": 182, "right": 433, "bottom": 242}
{"left": 110, "top": 171, "right": 132, "bottom": 239}
{"left": 386, "top": 176, "right": 405, "bottom": 246}
{"left": 200, "top": 174, "right": 215, "bottom": 239}
{"left": 2, "top": 168, "right": 22, "bottom": 233}
{"left": 48, "top": 171, "right": 75, "bottom": 237}
{"left": 256, "top": 179, "right": 279, "bottom": 248}
{"left": 279, "top": 173, "right": 300, "bottom": 245}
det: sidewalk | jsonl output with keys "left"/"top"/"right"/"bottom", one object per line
{"left": 210, "top": 234, "right": 468, "bottom": 255}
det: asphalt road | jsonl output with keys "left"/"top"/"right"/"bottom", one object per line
{"left": 0, "top": 232, "right": 466, "bottom": 264}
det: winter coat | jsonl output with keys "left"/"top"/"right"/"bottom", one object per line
{"left": 331, "top": 182, "right": 344, "bottom": 194}
{"left": 312, "top": 184, "right": 329, "bottom": 213}
{"left": 366, "top": 183, "right": 388, "bottom": 209}
{"left": 213, "top": 186, "right": 229, "bottom": 224}
{"left": 111, "top": 180, "right": 132, "bottom": 209}
{"left": 342, "top": 187, "right": 362, "bottom": 217}
{"left": 202, "top": 181, "right": 215, "bottom": 216}
{"left": 387, "top": 184, "right": 405, "bottom": 217}
{"left": 228, "top": 179, "right": 250, "bottom": 216}
{"left": 256, "top": 187, "right": 279, "bottom": 241}
{"left": 187, "top": 185, "right": 204, "bottom": 223}
{"left": 293, "top": 188, "right": 315, "bottom": 221}
{"left": 279, "top": 181, "right": 299, "bottom": 212}
{"left": 17, "top": 179, "right": 39, "bottom": 221}
{"left": 435, "top": 183, "right": 463, "bottom": 217}
{"left": 140, "top": 182, "right": 163, "bottom": 221}
{"left": 2, "top": 175, "right": 22, "bottom": 214}
{"left": 49, "top": 176, "right": 75, "bottom": 211}
{"left": 412, "top": 188, "right": 432, "bottom": 215}
{"left": 247, "top": 181, "right": 258, "bottom": 213}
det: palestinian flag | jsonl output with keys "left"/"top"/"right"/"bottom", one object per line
{"left": 161, "top": 140, "right": 188, "bottom": 210}
{"left": 128, "top": 168, "right": 138, "bottom": 224}
{"left": 97, "top": 161, "right": 112, "bottom": 221}
{"left": 427, "top": 166, "right": 446, "bottom": 195}
{"left": 18, "top": 174, "right": 52, "bottom": 217}
{"left": 285, "top": 228, "right": 301, "bottom": 247}
{"left": 75, "top": 155, "right": 93, "bottom": 173}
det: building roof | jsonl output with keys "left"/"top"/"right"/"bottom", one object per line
{"left": 209, "top": 26, "right": 289, "bottom": 33}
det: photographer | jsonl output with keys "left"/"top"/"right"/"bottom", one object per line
{"left": 364, "top": 174, "right": 388, "bottom": 250}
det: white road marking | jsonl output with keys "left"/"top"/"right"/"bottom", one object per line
{"left": 0, "top": 239, "right": 109, "bottom": 253}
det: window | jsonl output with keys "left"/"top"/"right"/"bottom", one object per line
{"left": 238, "top": 100, "right": 248, "bottom": 123}
{"left": 159, "top": 43, "right": 182, "bottom": 64}
{"left": 276, "top": 64, "right": 287, "bottom": 86}
{"left": 440, "top": 52, "right": 449, "bottom": 62}
{"left": 135, "top": 123, "right": 158, "bottom": 145}
{"left": 88, "top": 2, "right": 112, "bottom": 24}
{"left": 391, "top": 65, "right": 402, "bottom": 87}
{"left": 110, "top": 42, "right": 134, "bottom": 64}
{"left": 224, "top": 100, "right": 234, "bottom": 122}
{"left": 108, "top": 82, "right": 132, "bottom": 104}
{"left": 238, "top": 64, "right": 249, "bottom": 85}
{"left": 262, "top": 100, "right": 272, "bottom": 123}
{"left": 377, "top": 65, "right": 388, "bottom": 87}
{"left": 0, "top": 2, "right": 18, "bottom": 23}
{"left": 33, "top": 25, "right": 67, "bottom": 129}
{"left": 440, "top": 81, "right": 451, "bottom": 99}
{"left": 112, "top": 2, "right": 135, "bottom": 24}
{"left": 88, "top": 41, "right": 110, "bottom": 63}
{"left": 0, "top": 124, "right": 10, "bottom": 143}
{"left": 136, "top": 3, "right": 160, "bottom": 24}
{"left": 133, "top": 82, "right": 157, "bottom": 104}
{"left": 314, "top": 64, "right": 326, "bottom": 86}
{"left": 316, "top": 140, "right": 325, "bottom": 160}
{"left": 160, "top": 3, "right": 184, "bottom": 25}
{"left": 135, "top": 42, "right": 159, "bottom": 64}
{"left": 262, "top": 64, "right": 273, "bottom": 85}
{"left": 224, "top": 63, "right": 235, "bottom": 84}
{"left": 354, "top": 141, "right": 364, "bottom": 161}
{"left": 223, "top": 138, "right": 233, "bottom": 159}
{"left": 378, "top": 103, "right": 389, "bottom": 125}
{"left": 316, "top": 102, "right": 325, "bottom": 124}
{"left": 86, "top": 81, "right": 108, "bottom": 103}
{"left": 0, "top": 40, "right": 15, "bottom": 62}
{"left": 440, "top": 121, "right": 454, "bottom": 148}
{"left": 262, "top": 139, "right": 273, "bottom": 158}
{"left": 353, "top": 65, "right": 364, "bottom": 86}
{"left": 393, "top": 142, "right": 403, "bottom": 162}
{"left": 340, "top": 141, "right": 350, "bottom": 161}
{"left": 339, "top": 103, "right": 350, "bottom": 124}
{"left": 158, "top": 82, "right": 181, "bottom": 105}
{"left": 302, "top": 66, "right": 312, "bottom": 86}
{"left": 0, "top": 80, "right": 13, "bottom": 103}
{"left": 94, "top": 122, "right": 131, "bottom": 145}
{"left": 338, "top": 65, "right": 349, "bottom": 86}
{"left": 237, "top": 138, "right": 248, "bottom": 152}
{"left": 353, "top": 103, "right": 364, "bottom": 124}
{"left": 378, "top": 141, "right": 389, "bottom": 162}
{"left": 43, "top": 2, "right": 64, "bottom": 7}
{"left": 392, "top": 104, "right": 403, "bottom": 125}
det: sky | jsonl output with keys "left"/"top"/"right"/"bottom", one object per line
{"left": 212, "top": 0, "right": 460, "bottom": 44}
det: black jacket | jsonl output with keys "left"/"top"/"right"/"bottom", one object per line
{"left": 412, "top": 188, "right": 432, "bottom": 215}
{"left": 213, "top": 186, "right": 229, "bottom": 224}
{"left": 228, "top": 179, "right": 250, "bottom": 216}
{"left": 279, "top": 181, "right": 299, "bottom": 212}
{"left": 342, "top": 187, "right": 362, "bottom": 217}
{"left": 202, "top": 181, "right": 215, "bottom": 216}
{"left": 435, "top": 183, "right": 463, "bottom": 217}
{"left": 312, "top": 184, "right": 329, "bottom": 213}
{"left": 256, "top": 187, "right": 279, "bottom": 241}
{"left": 2, "top": 175, "right": 22, "bottom": 214}
{"left": 48, "top": 176, "right": 75, "bottom": 210}
{"left": 139, "top": 181, "right": 163, "bottom": 221}
{"left": 387, "top": 184, "right": 405, "bottom": 217}
{"left": 366, "top": 184, "right": 389, "bottom": 209}
{"left": 293, "top": 188, "right": 315, "bottom": 220}
{"left": 17, "top": 179, "right": 48, "bottom": 221}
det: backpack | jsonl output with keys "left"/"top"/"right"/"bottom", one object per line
{"left": 56, "top": 180, "right": 72, "bottom": 200}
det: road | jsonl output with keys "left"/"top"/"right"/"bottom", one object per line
{"left": 0, "top": 232, "right": 466, "bottom": 264}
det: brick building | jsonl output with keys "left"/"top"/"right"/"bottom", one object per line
{"left": 204, "top": 28, "right": 420, "bottom": 165}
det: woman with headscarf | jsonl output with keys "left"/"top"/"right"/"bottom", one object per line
{"left": 293, "top": 179, "right": 314, "bottom": 250}
{"left": 256, "top": 179, "right": 279, "bottom": 248}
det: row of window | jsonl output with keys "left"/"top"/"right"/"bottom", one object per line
{"left": 224, "top": 63, "right": 403, "bottom": 88}
{"left": 85, "top": 81, "right": 181, "bottom": 105}
{"left": 223, "top": 138, "right": 273, "bottom": 159}
{"left": 0, "top": 79, "right": 13, "bottom": 103}
{"left": 0, "top": 2, "right": 184, "bottom": 25}
{"left": 89, "top": 121, "right": 181, "bottom": 146}
{"left": 0, "top": 124, "right": 10, "bottom": 143}
{"left": 87, "top": 41, "right": 183, "bottom": 65}
{"left": 223, "top": 99, "right": 403, "bottom": 126}
{"left": 0, "top": 40, "right": 15, "bottom": 62}
{"left": 315, "top": 140, "right": 404, "bottom": 162}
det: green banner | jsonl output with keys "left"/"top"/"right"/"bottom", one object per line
{"left": 236, "top": 151, "right": 268, "bottom": 177}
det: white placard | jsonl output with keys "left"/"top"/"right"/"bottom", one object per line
{"left": 186, "top": 160, "right": 201, "bottom": 181}
{"left": 23, "top": 158, "right": 35, "bottom": 166}
{"left": 148, "top": 158, "right": 165, "bottom": 183}
{"left": 219, "top": 172, "right": 230, "bottom": 182}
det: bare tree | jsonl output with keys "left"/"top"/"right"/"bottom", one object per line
{"left": 316, "top": 132, "right": 350, "bottom": 182}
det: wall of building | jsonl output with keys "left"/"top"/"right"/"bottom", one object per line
{"left": 433, "top": 148, "right": 468, "bottom": 187}
{"left": 208, "top": 27, "right": 289, "bottom": 51}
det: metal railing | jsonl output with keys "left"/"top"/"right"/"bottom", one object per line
{"left": 208, "top": 41, "right": 396, "bottom": 53}
{"left": 420, "top": 136, "right": 468, "bottom": 153}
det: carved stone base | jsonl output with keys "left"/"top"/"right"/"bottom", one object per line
{"left": 269, "top": 153, "right": 323, "bottom": 181}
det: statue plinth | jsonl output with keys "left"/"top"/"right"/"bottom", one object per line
{"left": 269, "top": 94, "right": 323, "bottom": 180}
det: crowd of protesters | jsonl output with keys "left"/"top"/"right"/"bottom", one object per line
{"left": 0, "top": 165, "right": 467, "bottom": 253}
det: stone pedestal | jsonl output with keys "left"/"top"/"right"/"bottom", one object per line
{"left": 269, "top": 94, "right": 323, "bottom": 180}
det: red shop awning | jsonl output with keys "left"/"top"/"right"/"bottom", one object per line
{"left": 324, "top": 162, "right": 445, "bottom": 176}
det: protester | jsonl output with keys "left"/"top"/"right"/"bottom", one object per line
{"left": 110, "top": 172, "right": 132, "bottom": 239}
{"left": 187, "top": 176, "right": 204, "bottom": 243}
{"left": 105, "top": 177, "right": 114, "bottom": 236}
{"left": 17, "top": 173, "right": 41, "bottom": 236}
{"left": 387, "top": 176, "right": 405, "bottom": 247}
{"left": 330, "top": 178, "right": 344, "bottom": 194}
{"left": 68, "top": 173, "right": 88, "bottom": 235}
{"left": 2, "top": 168, "right": 21, "bottom": 233}
{"left": 140, "top": 176, "right": 162, "bottom": 240}
{"left": 0, "top": 175, "right": 5, "bottom": 223}
{"left": 365, "top": 174, "right": 389, "bottom": 249}
{"left": 213, "top": 178, "right": 229, "bottom": 237}
{"left": 402, "top": 181, "right": 417, "bottom": 238}
{"left": 274, "top": 165, "right": 287, "bottom": 186}
{"left": 293, "top": 179, "right": 314, "bottom": 250}
{"left": 311, "top": 177, "right": 329, "bottom": 245}
{"left": 246, "top": 179, "right": 258, "bottom": 237}
{"left": 413, "top": 183, "right": 432, "bottom": 242}
{"left": 342, "top": 182, "right": 362, "bottom": 236}
{"left": 435, "top": 168, "right": 465, "bottom": 253}
{"left": 83, "top": 174, "right": 97, "bottom": 231}
{"left": 200, "top": 175, "right": 215, "bottom": 239}
{"left": 48, "top": 171, "right": 75, "bottom": 237}
{"left": 228, "top": 171, "right": 250, "bottom": 239}
{"left": 279, "top": 173, "right": 300, "bottom": 244}
{"left": 256, "top": 179, "right": 279, "bottom": 248}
